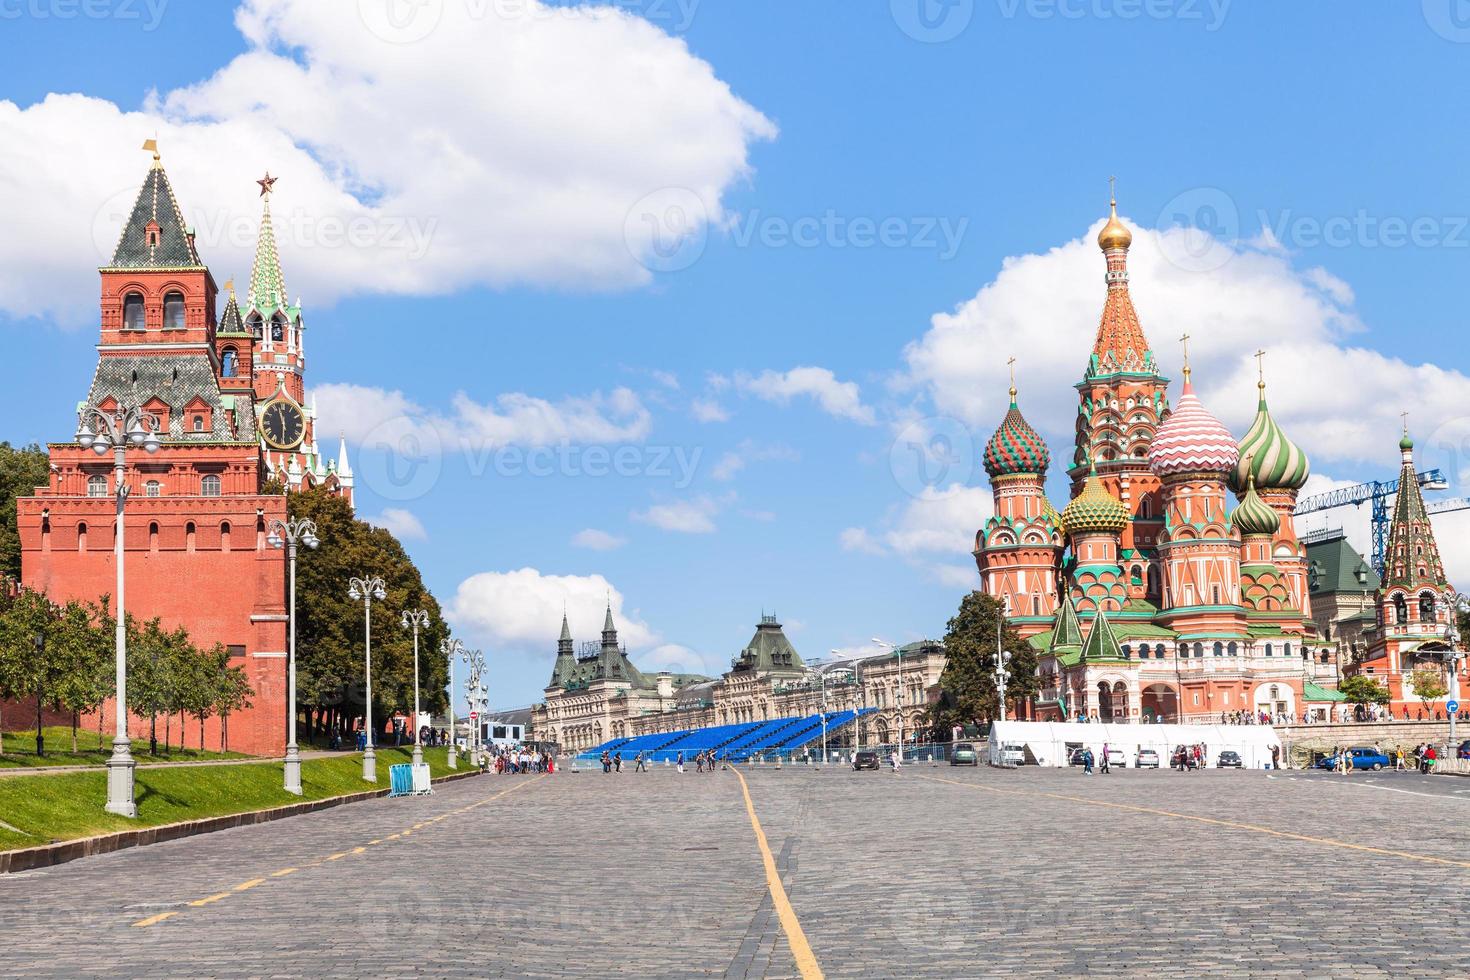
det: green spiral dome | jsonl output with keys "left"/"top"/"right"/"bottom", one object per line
{"left": 1231, "top": 474, "right": 1280, "bottom": 537}
{"left": 1232, "top": 386, "right": 1310, "bottom": 493}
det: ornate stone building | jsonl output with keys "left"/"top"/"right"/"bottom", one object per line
{"left": 531, "top": 610, "right": 947, "bottom": 752}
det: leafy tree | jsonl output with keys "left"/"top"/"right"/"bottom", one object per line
{"left": 0, "top": 587, "right": 65, "bottom": 755}
{"left": 1338, "top": 674, "right": 1391, "bottom": 707}
{"left": 52, "top": 599, "right": 113, "bottom": 754}
{"left": 926, "top": 592, "right": 1038, "bottom": 739}
{"left": 211, "top": 646, "right": 253, "bottom": 752}
{"left": 1409, "top": 667, "right": 1448, "bottom": 710}
{"left": 0, "top": 442, "right": 49, "bottom": 580}
{"left": 288, "top": 488, "right": 449, "bottom": 742}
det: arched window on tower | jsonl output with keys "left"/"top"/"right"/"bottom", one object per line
{"left": 247, "top": 313, "right": 263, "bottom": 340}
{"left": 186, "top": 521, "right": 196, "bottom": 552}
{"left": 76, "top": 522, "right": 87, "bottom": 551}
{"left": 201, "top": 475, "right": 221, "bottom": 497}
{"left": 123, "top": 292, "right": 145, "bottom": 330}
{"left": 163, "top": 291, "right": 185, "bottom": 329}
{"left": 271, "top": 314, "right": 286, "bottom": 342}
{"left": 1419, "top": 592, "right": 1437, "bottom": 622}
{"left": 87, "top": 475, "right": 107, "bottom": 498}
{"left": 221, "top": 347, "right": 238, "bottom": 378}
{"left": 1213, "top": 642, "right": 1224, "bottom": 657}
{"left": 1394, "top": 593, "right": 1408, "bottom": 625}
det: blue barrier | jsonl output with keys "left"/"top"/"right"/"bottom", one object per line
{"left": 388, "top": 763, "right": 414, "bottom": 797}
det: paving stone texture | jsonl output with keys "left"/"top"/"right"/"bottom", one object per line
{"left": 5, "top": 762, "right": 1469, "bottom": 978}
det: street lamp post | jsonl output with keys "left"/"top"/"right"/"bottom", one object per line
{"left": 347, "top": 575, "right": 387, "bottom": 782}
{"left": 464, "top": 648, "right": 487, "bottom": 766}
{"left": 76, "top": 403, "right": 160, "bottom": 818}
{"left": 266, "top": 517, "right": 319, "bottom": 795}
{"left": 834, "top": 651, "right": 865, "bottom": 756}
{"left": 1442, "top": 592, "right": 1466, "bottom": 754}
{"left": 401, "top": 608, "right": 431, "bottom": 767}
{"left": 442, "top": 638, "right": 464, "bottom": 769}
{"left": 994, "top": 615, "right": 1012, "bottom": 723}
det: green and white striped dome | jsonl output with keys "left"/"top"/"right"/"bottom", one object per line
{"left": 1231, "top": 474, "right": 1280, "bottom": 537}
{"left": 1232, "top": 385, "right": 1309, "bottom": 493}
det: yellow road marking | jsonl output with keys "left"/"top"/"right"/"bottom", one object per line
{"left": 188, "top": 893, "right": 231, "bottom": 907}
{"left": 131, "top": 911, "right": 178, "bottom": 928}
{"left": 730, "top": 767, "right": 824, "bottom": 980}
{"left": 919, "top": 774, "right": 1470, "bottom": 871}
{"left": 132, "top": 775, "right": 543, "bottom": 928}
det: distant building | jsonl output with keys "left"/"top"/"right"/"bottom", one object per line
{"left": 1305, "top": 530, "right": 1379, "bottom": 663}
{"left": 531, "top": 610, "right": 946, "bottom": 752}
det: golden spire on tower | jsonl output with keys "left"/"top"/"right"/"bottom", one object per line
{"left": 1097, "top": 176, "right": 1133, "bottom": 251}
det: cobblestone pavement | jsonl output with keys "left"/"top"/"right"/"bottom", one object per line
{"left": 5, "top": 762, "right": 1469, "bottom": 977}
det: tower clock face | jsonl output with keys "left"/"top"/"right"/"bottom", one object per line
{"left": 262, "top": 400, "right": 305, "bottom": 450}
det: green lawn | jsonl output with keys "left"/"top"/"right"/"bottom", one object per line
{"left": 0, "top": 745, "right": 466, "bottom": 852}
{"left": 0, "top": 726, "right": 247, "bottom": 769}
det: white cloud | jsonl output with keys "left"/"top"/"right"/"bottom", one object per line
{"left": 571, "top": 528, "right": 627, "bottom": 551}
{"left": 734, "top": 367, "right": 876, "bottom": 425}
{"left": 366, "top": 507, "right": 427, "bottom": 540}
{"left": 631, "top": 495, "right": 720, "bottom": 534}
{"left": 840, "top": 483, "right": 990, "bottom": 585}
{"left": 312, "top": 382, "right": 651, "bottom": 450}
{"left": 690, "top": 397, "right": 731, "bottom": 423}
{"left": 446, "top": 567, "right": 655, "bottom": 655}
{"left": 2, "top": 0, "right": 775, "bottom": 326}
{"left": 901, "top": 216, "right": 1470, "bottom": 470}
{"left": 711, "top": 440, "right": 799, "bottom": 481}
{"left": 636, "top": 643, "right": 719, "bottom": 677}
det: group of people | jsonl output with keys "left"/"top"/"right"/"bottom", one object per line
{"left": 1171, "top": 743, "right": 1207, "bottom": 771}
{"left": 597, "top": 749, "right": 729, "bottom": 773}
{"left": 484, "top": 745, "right": 554, "bottom": 774}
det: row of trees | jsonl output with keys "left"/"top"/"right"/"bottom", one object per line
{"left": 0, "top": 587, "right": 252, "bottom": 756}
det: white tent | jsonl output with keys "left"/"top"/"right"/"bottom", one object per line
{"left": 987, "top": 720, "right": 1282, "bottom": 769}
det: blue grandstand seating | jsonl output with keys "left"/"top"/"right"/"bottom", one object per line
{"left": 577, "top": 708, "right": 877, "bottom": 764}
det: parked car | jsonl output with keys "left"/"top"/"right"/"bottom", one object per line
{"left": 1217, "top": 750, "right": 1243, "bottom": 769}
{"left": 951, "top": 742, "right": 980, "bottom": 766}
{"left": 1458, "top": 739, "right": 1470, "bottom": 760}
{"left": 853, "top": 750, "right": 880, "bottom": 771}
{"left": 1315, "top": 746, "right": 1391, "bottom": 771}
{"left": 1105, "top": 747, "right": 1126, "bottom": 769}
{"left": 1135, "top": 748, "right": 1160, "bottom": 769}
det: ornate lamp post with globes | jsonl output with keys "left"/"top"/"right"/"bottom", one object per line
{"left": 75, "top": 402, "right": 160, "bottom": 817}
{"left": 401, "top": 608, "right": 431, "bottom": 767}
{"left": 463, "top": 647, "right": 487, "bottom": 766}
{"left": 347, "top": 574, "right": 387, "bottom": 782}
{"left": 442, "top": 637, "right": 464, "bottom": 769}
{"left": 266, "top": 517, "right": 319, "bottom": 794}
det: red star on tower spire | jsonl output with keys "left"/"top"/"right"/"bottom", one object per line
{"left": 257, "top": 171, "right": 278, "bottom": 197}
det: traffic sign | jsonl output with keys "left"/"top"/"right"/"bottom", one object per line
{"left": 1448, "top": 699, "right": 1459, "bottom": 714}
{"left": 469, "top": 711, "right": 479, "bottom": 720}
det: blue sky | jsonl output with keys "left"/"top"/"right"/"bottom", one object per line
{"left": 5, "top": 1, "right": 1470, "bottom": 710}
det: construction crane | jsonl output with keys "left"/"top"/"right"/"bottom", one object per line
{"left": 1294, "top": 469, "right": 1470, "bottom": 574}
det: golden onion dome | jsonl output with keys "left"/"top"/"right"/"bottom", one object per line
{"left": 1061, "top": 463, "right": 1130, "bottom": 536}
{"left": 1097, "top": 197, "right": 1132, "bottom": 252}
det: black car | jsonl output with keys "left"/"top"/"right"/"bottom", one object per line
{"left": 1217, "top": 750, "right": 1243, "bottom": 769}
{"left": 853, "top": 750, "right": 880, "bottom": 771}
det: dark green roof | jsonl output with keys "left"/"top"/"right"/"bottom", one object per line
{"left": 106, "top": 165, "right": 205, "bottom": 270}
{"left": 1080, "top": 609, "right": 1127, "bottom": 662}
{"left": 730, "top": 616, "right": 805, "bottom": 673}
{"left": 1306, "top": 534, "right": 1379, "bottom": 595}
{"left": 1303, "top": 681, "right": 1347, "bottom": 702}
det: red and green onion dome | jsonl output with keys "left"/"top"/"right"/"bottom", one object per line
{"left": 1230, "top": 473, "right": 1280, "bottom": 537}
{"left": 1061, "top": 464, "right": 1129, "bottom": 536}
{"left": 983, "top": 389, "right": 1051, "bottom": 478}
{"left": 1147, "top": 377, "right": 1239, "bottom": 477}
{"left": 1231, "top": 383, "right": 1309, "bottom": 493}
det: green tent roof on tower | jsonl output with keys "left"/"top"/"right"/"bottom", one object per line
{"left": 1382, "top": 430, "right": 1450, "bottom": 590}
{"left": 246, "top": 173, "right": 298, "bottom": 321}
{"left": 1051, "top": 592, "right": 1084, "bottom": 650}
{"left": 1080, "top": 607, "right": 1126, "bottom": 662}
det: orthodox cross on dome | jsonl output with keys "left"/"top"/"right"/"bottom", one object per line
{"left": 1007, "top": 356, "right": 1017, "bottom": 399}
{"left": 257, "top": 171, "right": 278, "bottom": 197}
{"left": 1108, "top": 174, "right": 1117, "bottom": 203}
{"left": 1401, "top": 410, "right": 1410, "bottom": 434}
{"left": 1178, "top": 333, "right": 1192, "bottom": 382}
{"left": 1254, "top": 348, "right": 1266, "bottom": 387}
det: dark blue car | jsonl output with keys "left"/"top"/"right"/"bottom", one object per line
{"left": 1316, "top": 747, "right": 1390, "bottom": 771}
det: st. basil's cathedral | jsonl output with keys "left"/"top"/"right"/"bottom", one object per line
{"left": 975, "top": 198, "right": 1467, "bottom": 723}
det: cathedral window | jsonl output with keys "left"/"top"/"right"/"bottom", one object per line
{"left": 1121, "top": 644, "right": 1132, "bottom": 659}
{"left": 1394, "top": 594, "right": 1408, "bottom": 625}
{"left": 1213, "top": 642, "right": 1224, "bottom": 657}
{"left": 86, "top": 475, "right": 107, "bottom": 497}
{"left": 200, "top": 474, "right": 222, "bottom": 496}
{"left": 1193, "top": 642, "right": 1203, "bottom": 657}
{"left": 1282, "top": 642, "right": 1291, "bottom": 657}
{"left": 123, "top": 292, "right": 145, "bottom": 330}
{"left": 221, "top": 347, "right": 238, "bottom": 378}
{"left": 1265, "top": 643, "right": 1273, "bottom": 656}
{"left": 1419, "top": 592, "right": 1436, "bottom": 621}
{"left": 163, "top": 291, "right": 186, "bottom": 329}
{"left": 1227, "top": 641, "right": 1238, "bottom": 656}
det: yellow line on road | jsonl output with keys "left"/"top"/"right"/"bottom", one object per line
{"left": 919, "top": 774, "right": 1470, "bottom": 871}
{"left": 131, "top": 775, "right": 543, "bottom": 928}
{"left": 730, "top": 767, "right": 824, "bottom": 980}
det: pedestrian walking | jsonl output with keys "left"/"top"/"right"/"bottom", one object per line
{"left": 634, "top": 751, "right": 647, "bottom": 772}
{"left": 601, "top": 750, "right": 611, "bottom": 773}
{"left": 890, "top": 749, "right": 902, "bottom": 772}
{"left": 677, "top": 751, "right": 685, "bottom": 773}
{"left": 1100, "top": 743, "right": 1110, "bottom": 775}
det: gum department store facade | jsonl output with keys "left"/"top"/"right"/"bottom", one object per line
{"left": 537, "top": 199, "right": 1467, "bottom": 746}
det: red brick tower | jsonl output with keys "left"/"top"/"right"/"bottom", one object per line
{"left": 16, "top": 148, "right": 292, "bottom": 756}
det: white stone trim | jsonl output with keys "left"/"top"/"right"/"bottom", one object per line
{"left": 252, "top": 651, "right": 288, "bottom": 659}
{"left": 250, "top": 613, "right": 289, "bottom": 623}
